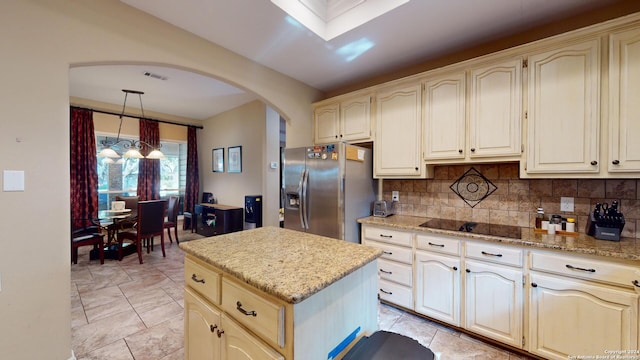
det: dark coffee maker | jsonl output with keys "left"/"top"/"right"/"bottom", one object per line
{"left": 202, "top": 192, "right": 214, "bottom": 204}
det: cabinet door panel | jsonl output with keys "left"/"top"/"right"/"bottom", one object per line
{"left": 526, "top": 39, "right": 600, "bottom": 174}
{"left": 465, "top": 260, "right": 523, "bottom": 348}
{"left": 529, "top": 273, "right": 638, "bottom": 360}
{"left": 423, "top": 73, "right": 466, "bottom": 160}
{"left": 609, "top": 28, "right": 640, "bottom": 172}
{"left": 375, "top": 84, "right": 424, "bottom": 177}
{"left": 415, "top": 251, "right": 461, "bottom": 326}
{"left": 469, "top": 59, "right": 522, "bottom": 158}
{"left": 222, "top": 313, "right": 284, "bottom": 360}
{"left": 314, "top": 103, "right": 339, "bottom": 144}
{"left": 184, "top": 288, "right": 222, "bottom": 360}
{"left": 341, "top": 95, "right": 371, "bottom": 142}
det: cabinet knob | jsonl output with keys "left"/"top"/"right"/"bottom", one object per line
{"left": 335, "top": 135, "right": 338, "bottom": 139}
{"left": 458, "top": 149, "right": 463, "bottom": 154}
{"left": 470, "top": 148, "right": 476, "bottom": 152}
{"left": 591, "top": 160, "right": 598, "bottom": 166}
{"left": 452, "top": 266, "right": 458, "bottom": 271}
{"left": 612, "top": 160, "right": 620, "bottom": 165}
{"left": 465, "top": 269, "right": 471, "bottom": 273}
{"left": 633, "top": 280, "right": 640, "bottom": 288}
{"left": 531, "top": 282, "right": 538, "bottom": 288}
{"left": 415, "top": 167, "right": 419, "bottom": 171}
{"left": 340, "top": 134, "right": 343, "bottom": 138}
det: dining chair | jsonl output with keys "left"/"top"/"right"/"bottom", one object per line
{"left": 117, "top": 199, "right": 167, "bottom": 264}
{"left": 71, "top": 218, "right": 104, "bottom": 264}
{"left": 163, "top": 195, "right": 180, "bottom": 244}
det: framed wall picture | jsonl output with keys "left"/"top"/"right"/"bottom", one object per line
{"left": 212, "top": 148, "right": 224, "bottom": 172}
{"left": 228, "top": 146, "right": 242, "bottom": 173}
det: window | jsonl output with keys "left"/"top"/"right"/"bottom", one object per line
{"left": 96, "top": 135, "right": 187, "bottom": 211}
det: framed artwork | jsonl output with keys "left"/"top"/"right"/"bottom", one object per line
{"left": 212, "top": 148, "right": 224, "bottom": 172}
{"left": 228, "top": 146, "right": 242, "bottom": 173}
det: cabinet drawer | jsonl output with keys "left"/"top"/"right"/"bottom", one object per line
{"left": 378, "top": 258, "right": 413, "bottom": 287}
{"left": 466, "top": 241, "right": 523, "bottom": 267}
{"left": 363, "top": 226, "right": 413, "bottom": 247}
{"left": 221, "top": 277, "right": 285, "bottom": 348}
{"left": 378, "top": 278, "right": 413, "bottom": 309}
{"left": 416, "top": 234, "right": 461, "bottom": 255}
{"left": 185, "top": 256, "right": 222, "bottom": 305}
{"left": 530, "top": 251, "right": 639, "bottom": 288}
{"left": 364, "top": 240, "right": 413, "bottom": 265}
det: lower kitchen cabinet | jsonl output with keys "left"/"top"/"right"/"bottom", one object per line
{"left": 222, "top": 313, "right": 284, "bottom": 360}
{"left": 184, "top": 288, "right": 284, "bottom": 360}
{"left": 415, "top": 251, "right": 461, "bottom": 326}
{"left": 465, "top": 260, "right": 523, "bottom": 348}
{"left": 185, "top": 287, "right": 222, "bottom": 360}
{"left": 529, "top": 273, "right": 638, "bottom": 360}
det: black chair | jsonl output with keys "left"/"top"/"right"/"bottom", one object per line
{"left": 163, "top": 195, "right": 180, "bottom": 244}
{"left": 71, "top": 218, "right": 104, "bottom": 265}
{"left": 117, "top": 200, "right": 167, "bottom": 264}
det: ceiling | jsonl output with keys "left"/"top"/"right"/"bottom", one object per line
{"left": 70, "top": 0, "right": 622, "bottom": 121}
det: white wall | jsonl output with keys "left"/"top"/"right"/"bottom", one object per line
{"left": 199, "top": 101, "right": 265, "bottom": 208}
{"left": 0, "top": 1, "right": 320, "bottom": 359}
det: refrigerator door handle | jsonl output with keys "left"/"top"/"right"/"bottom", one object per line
{"left": 301, "top": 169, "right": 310, "bottom": 229}
{"left": 297, "top": 170, "right": 306, "bottom": 229}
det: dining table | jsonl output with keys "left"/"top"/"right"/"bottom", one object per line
{"left": 98, "top": 208, "right": 133, "bottom": 244}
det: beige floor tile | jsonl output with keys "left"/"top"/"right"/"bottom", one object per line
{"left": 78, "top": 339, "right": 134, "bottom": 360}
{"left": 125, "top": 314, "right": 184, "bottom": 360}
{"left": 80, "top": 285, "right": 126, "bottom": 310}
{"left": 72, "top": 309, "right": 146, "bottom": 357}
{"left": 125, "top": 287, "right": 175, "bottom": 314}
{"left": 387, "top": 312, "right": 438, "bottom": 348}
{"left": 429, "top": 330, "right": 510, "bottom": 360}
{"left": 137, "top": 300, "right": 184, "bottom": 328}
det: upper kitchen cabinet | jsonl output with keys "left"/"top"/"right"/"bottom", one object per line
{"left": 375, "top": 83, "right": 429, "bottom": 178}
{"left": 608, "top": 27, "right": 640, "bottom": 173}
{"left": 423, "top": 71, "right": 466, "bottom": 161}
{"left": 423, "top": 57, "right": 522, "bottom": 163}
{"left": 313, "top": 94, "right": 372, "bottom": 144}
{"left": 468, "top": 58, "right": 522, "bottom": 160}
{"left": 523, "top": 38, "right": 601, "bottom": 176}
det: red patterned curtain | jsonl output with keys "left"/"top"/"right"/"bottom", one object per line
{"left": 136, "top": 119, "right": 161, "bottom": 200}
{"left": 70, "top": 108, "right": 99, "bottom": 229}
{"left": 183, "top": 126, "right": 199, "bottom": 229}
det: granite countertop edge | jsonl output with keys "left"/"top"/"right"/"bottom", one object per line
{"left": 358, "top": 215, "right": 640, "bottom": 262}
{"left": 180, "top": 227, "right": 383, "bottom": 304}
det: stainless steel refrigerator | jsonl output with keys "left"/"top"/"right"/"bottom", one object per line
{"left": 283, "top": 143, "right": 377, "bottom": 243}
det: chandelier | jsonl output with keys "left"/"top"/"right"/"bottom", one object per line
{"left": 97, "top": 89, "right": 165, "bottom": 164}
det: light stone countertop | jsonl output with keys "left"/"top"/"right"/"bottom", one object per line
{"left": 179, "top": 226, "right": 382, "bottom": 304}
{"left": 358, "top": 215, "right": 640, "bottom": 262}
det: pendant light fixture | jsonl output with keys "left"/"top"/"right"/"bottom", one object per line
{"left": 97, "top": 89, "right": 165, "bottom": 162}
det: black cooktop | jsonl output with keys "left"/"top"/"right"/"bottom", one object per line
{"left": 419, "top": 219, "right": 522, "bottom": 239}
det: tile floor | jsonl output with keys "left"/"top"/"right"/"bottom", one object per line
{"left": 71, "top": 223, "right": 535, "bottom": 360}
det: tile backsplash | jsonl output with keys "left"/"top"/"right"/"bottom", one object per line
{"left": 381, "top": 163, "right": 640, "bottom": 238}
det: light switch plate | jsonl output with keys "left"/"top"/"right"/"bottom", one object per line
{"left": 3, "top": 170, "right": 25, "bottom": 192}
{"left": 560, "top": 197, "right": 574, "bottom": 212}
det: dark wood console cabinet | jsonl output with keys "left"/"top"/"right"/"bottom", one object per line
{"left": 195, "top": 203, "right": 243, "bottom": 237}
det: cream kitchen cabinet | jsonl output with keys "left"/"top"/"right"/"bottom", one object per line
{"left": 414, "top": 234, "right": 462, "bottom": 326}
{"left": 423, "top": 71, "right": 466, "bottom": 161}
{"left": 184, "top": 288, "right": 283, "bottom": 360}
{"left": 423, "top": 58, "right": 522, "bottom": 163}
{"left": 464, "top": 241, "right": 524, "bottom": 349}
{"left": 524, "top": 38, "right": 601, "bottom": 175}
{"left": 528, "top": 251, "right": 639, "bottom": 360}
{"left": 313, "top": 95, "right": 372, "bottom": 144}
{"left": 608, "top": 27, "right": 640, "bottom": 172}
{"left": 374, "top": 83, "right": 428, "bottom": 178}
{"left": 362, "top": 225, "right": 414, "bottom": 309}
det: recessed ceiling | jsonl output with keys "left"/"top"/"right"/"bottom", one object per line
{"left": 71, "top": 0, "right": 624, "bottom": 121}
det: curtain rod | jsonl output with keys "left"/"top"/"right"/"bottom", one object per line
{"left": 70, "top": 105, "right": 204, "bottom": 129}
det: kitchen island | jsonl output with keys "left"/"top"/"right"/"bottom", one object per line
{"left": 179, "top": 226, "right": 382, "bottom": 360}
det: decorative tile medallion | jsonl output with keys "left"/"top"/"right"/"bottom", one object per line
{"left": 449, "top": 167, "right": 497, "bottom": 208}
